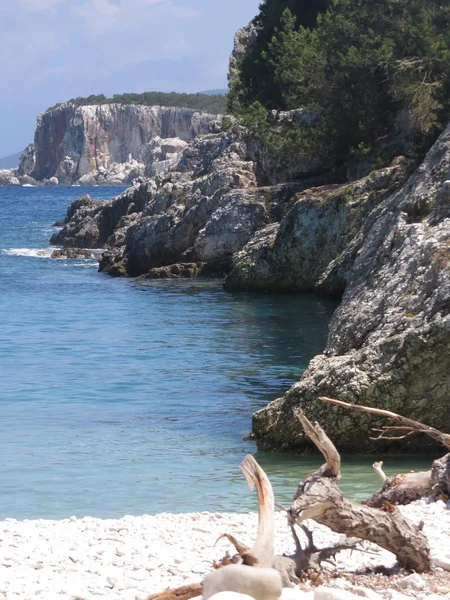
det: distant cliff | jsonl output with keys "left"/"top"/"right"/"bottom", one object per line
{"left": 18, "top": 103, "right": 221, "bottom": 185}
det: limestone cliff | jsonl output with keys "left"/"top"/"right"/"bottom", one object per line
{"left": 19, "top": 103, "right": 221, "bottom": 185}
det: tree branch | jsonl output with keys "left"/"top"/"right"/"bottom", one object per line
{"left": 318, "top": 396, "right": 450, "bottom": 449}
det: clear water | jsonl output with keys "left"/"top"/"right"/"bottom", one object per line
{"left": 0, "top": 187, "right": 433, "bottom": 520}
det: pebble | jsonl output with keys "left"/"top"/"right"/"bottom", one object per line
{"left": 397, "top": 573, "right": 425, "bottom": 591}
{"left": 0, "top": 499, "right": 448, "bottom": 600}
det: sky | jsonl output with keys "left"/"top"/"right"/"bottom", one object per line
{"left": 0, "top": 0, "right": 261, "bottom": 158}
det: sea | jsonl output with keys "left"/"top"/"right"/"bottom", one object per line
{"left": 0, "top": 186, "right": 433, "bottom": 520}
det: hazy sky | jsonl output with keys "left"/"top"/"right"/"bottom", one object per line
{"left": 0, "top": 0, "right": 261, "bottom": 157}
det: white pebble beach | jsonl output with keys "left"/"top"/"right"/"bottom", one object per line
{"left": 1, "top": 500, "right": 449, "bottom": 600}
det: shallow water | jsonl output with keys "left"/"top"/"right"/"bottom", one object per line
{"left": 0, "top": 186, "right": 434, "bottom": 519}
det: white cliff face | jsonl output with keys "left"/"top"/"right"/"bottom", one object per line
{"left": 24, "top": 103, "right": 222, "bottom": 184}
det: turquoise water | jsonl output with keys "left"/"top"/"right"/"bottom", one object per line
{"left": 0, "top": 187, "right": 432, "bottom": 520}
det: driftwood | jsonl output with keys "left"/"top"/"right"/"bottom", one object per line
{"left": 146, "top": 584, "right": 202, "bottom": 600}
{"left": 318, "top": 396, "right": 450, "bottom": 505}
{"left": 146, "top": 401, "right": 450, "bottom": 599}
{"left": 216, "top": 454, "right": 365, "bottom": 586}
{"left": 288, "top": 407, "right": 433, "bottom": 573}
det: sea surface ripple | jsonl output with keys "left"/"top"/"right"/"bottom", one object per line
{"left": 0, "top": 186, "right": 432, "bottom": 519}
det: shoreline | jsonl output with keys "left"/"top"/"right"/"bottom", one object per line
{"left": 1, "top": 500, "right": 449, "bottom": 600}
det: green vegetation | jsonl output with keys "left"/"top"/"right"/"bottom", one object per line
{"left": 51, "top": 91, "right": 227, "bottom": 114}
{"left": 230, "top": 0, "right": 450, "bottom": 168}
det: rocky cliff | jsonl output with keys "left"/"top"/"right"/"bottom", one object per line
{"left": 250, "top": 124, "right": 450, "bottom": 452}
{"left": 18, "top": 103, "right": 221, "bottom": 185}
{"left": 50, "top": 117, "right": 450, "bottom": 452}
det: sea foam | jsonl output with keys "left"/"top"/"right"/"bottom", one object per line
{"left": 1, "top": 247, "right": 53, "bottom": 258}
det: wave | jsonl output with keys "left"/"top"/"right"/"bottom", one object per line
{"left": 1, "top": 248, "right": 54, "bottom": 258}
{"left": 22, "top": 184, "right": 36, "bottom": 187}
{"left": 1, "top": 247, "right": 101, "bottom": 261}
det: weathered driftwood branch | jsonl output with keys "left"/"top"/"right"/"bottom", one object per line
{"left": 318, "top": 396, "right": 450, "bottom": 504}
{"left": 373, "top": 461, "right": 387, "bottom": 482}
{"left": 146, "top": 584, "right": 202, "bottom": 600}
{"left": 288, "top": 407, "right": 432, "bottom": 572}
{"left": 218, "top": 454, "right": 365, "bottom": 585}
{"left": 318, "top": 396, "right": 450, "bottom": 449}
{"left": 240, "top": 454, "right": 275, "bottom": 567}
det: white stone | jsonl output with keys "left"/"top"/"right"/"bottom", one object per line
{"left": 397, "top": 573, "right": 425, "bottom": 591}
{"left": 208, "top": 593, "right": 256, "bottom": 600}
{"left": 279, "top": 588, "right": 314, "bottom": 600}
{"left": 432, "top": 554, "right": 450, "bottom": 570}
{"left": 202, "top": 565, "right": 282, "bottom": 600}
{"left": 315, "top": 588, "right": 380, "bottom": 600}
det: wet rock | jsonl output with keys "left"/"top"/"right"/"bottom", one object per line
{"left": 50, "top": 248, "right": 96, "bottom": 259}
{"left": 137, "top": 263, "right": 202, "bottom": 279}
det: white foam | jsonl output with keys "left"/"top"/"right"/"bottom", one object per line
{"left": 1, "top": 248, "right": 53, "bottom": 258}
{"left": 22, "top": 184, "right": 36, "bottom": 187}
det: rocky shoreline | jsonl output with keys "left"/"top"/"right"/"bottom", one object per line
{"left": 1, "top": 500, "right": 449, "bottom": 600}
{"left": 46, "top": 113, "right": 450, "bottom": 452}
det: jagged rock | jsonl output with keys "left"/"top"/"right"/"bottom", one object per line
{"left": 137, "top": 263, "right": 202, "bottom": 279}
{"left": 252, "top": 126, "right": 450, "bottom": 452}
{"left": 21, "top": 103, "right": 221, "bottom": 184}
{"left": 0, "top": 169, "right": 20, "bottom": 186}
{"left": 18, "top": 142, "right": 36, "bottom": 177}
{"left": 113, "top": 133, "right": 258, "bottom": 276}
{"left": 144, "top": 137, "right": 189, "bottom": 178}
{"left": 228, "top": 24, "right": 259, "bottom": 86}
{"left": 194, "top": 188, "right": 267, "bottom": 268}
{"left": 18, "top": 174, "right": 37, "bottom": 186}
{"left": 225, "top": 160, "right": 409, "bottom": 293}
{"left": 51, "top": 248, "right": 96, "bottom": 259}
{"left": 51, "top": 184, "right": 151, "bottom": 248}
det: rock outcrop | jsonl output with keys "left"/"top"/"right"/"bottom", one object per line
{"left": 252, "top": 125, "right": 450, "bottom": 452}
{"left": 224, "top": 158, "right": 411, "bottom": 293}
{"left": 228, "top": 24, "right": 259, "bottom": 86}
{"left": 0, "top": 169, "right": 20, "bottom": 186}
{"left": 20, "top": 103, "right": 222, "bottom": 185}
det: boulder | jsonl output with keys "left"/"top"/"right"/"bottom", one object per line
{"left": 51, "top": 248, "right": 96, "bottom": 259}
{"left": 138, "top": 263, "right": 202, "bottom": 279}
{"left": 18, "top": 174, "right": 38, "bottom": 186}
{"left": 0, "top": 169, "right": 20, "bottom": 186}
{"left": 202, "top": 565, "right": 282, "bottom": 600}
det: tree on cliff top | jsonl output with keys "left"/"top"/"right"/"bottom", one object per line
{"left": 231, "top": 0, "right": 450, "bottom": 167}
{"left": 230, "top": 0, "right": 330, "bottom": 110}
{"left": 51, "top": 91, "right": 227, "bottom": 115}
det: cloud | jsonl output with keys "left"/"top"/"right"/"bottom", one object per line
{"left": 71, "top": 0, "right": 120, "bottom": 34}
{"left": 18, "top": 0, "right": 66, "bottom": 13}
{"left": 0, "top": 26, "right": 67, "bottom": 76}
{"left": 72, "top": 0, "right": 200, "bottom": 36}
